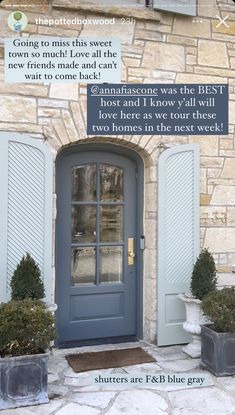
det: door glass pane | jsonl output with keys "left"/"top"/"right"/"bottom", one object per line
{"left": 72, "top": 164, "right": 96, "bottom": 201}
{"left": 100, "top": 164, "right": 123, "bottom": 202}
{"left": 71, "top": 248, "right": 96, "bottom": 285}
{"left": 100, "top": 205, "right": 123, "bottom": 242}
{"left": 72, "top": 205, "right": 96, "bottom": 243}
{"left": 100, "top": 246, "right": 123, "bottom": 284}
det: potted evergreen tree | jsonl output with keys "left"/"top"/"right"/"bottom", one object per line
{"left": 0, "top": 254, "right": 55, "bottom": 410}
{"left": 178, "top": 248, "right": 217, "bottom": 358}
{"left": 10, "top": 252, "right": 57, "bottom": 312}
{"left": 201, "top": 287, "right": 235, "bottom": 376}
{"left": 11, "top": 252, "right": 45, "bottom": 300}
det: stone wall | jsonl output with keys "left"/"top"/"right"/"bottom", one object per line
{"left": 0, "top": 0, "right": 235, "bottom": 342}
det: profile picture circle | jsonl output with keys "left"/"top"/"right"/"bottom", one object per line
{"left": 8, "top": 11, "right": 28, "bottom": 32}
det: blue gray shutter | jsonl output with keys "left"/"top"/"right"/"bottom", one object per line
{"left": 154, "top": 0, "right": 196, "bottom": 16}
{"left": 157, "top": 144, "right": 200, "bottom": 346}
{"left": 0, "top": 133, "right": 53, "bottom": 302}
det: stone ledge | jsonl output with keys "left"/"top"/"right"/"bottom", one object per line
{"left": 52, "top": 0, "right": 161, "bottom": 22}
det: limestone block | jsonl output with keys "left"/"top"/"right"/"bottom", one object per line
{"left": 156, "top": 24, "right": 172, "bottom": 34}
{"left": 207, "top": 168, "right": 221, "bottom": 178}
{"left": 173, "top": 16, "right": 211, "bottom": 38}
{"left": 220, "top": 150, "right": 235, "bottom": 158}
{"left": 211, "top": 185, "right": 235, "bottom": 205}
{"left": 61, "top": 110, "right": 79, "bottom": 142}
{"left": 167, "top": 35, "right": 197, "bottom": 46}
{"left": 198, "top": 0, "right": 219, "bottom": 17}
{"left": 0, "top": 82, "right": 48, "bottom": 97}
{"left": 229, "top": 101, "right": 235, "bottom": 124}
{"left": 186, "top": 54, "right": 197, "bottom": 65}
{"left": 39, "top": 99, "right": 69, "bottom": 108}
{"left": 220, "top": 139, "right": 233, "bottom": 150}
{"left": 70, "top": 101, "right": 87, "bottom": 138}
{"left": 122, "top": 57, "right": 141, "bottom": 68}
{"left": 142, "top": 42, "right": 185, "bottom": 71}
{"left": 80, "top": 17, "right": 134, "bottom": 43}
{"left": 200, "top": 206, "right": 227, "bottom": 227}
{"left": 201, "top": 157, "right": 223, "bottom": 168}
{"left": 212, "top": 19, "right": 235, "bottom": 36}
{"left": 200, "top": 169, "right": 207, "bottom": 194}
{"left": 227, "top": 208, "right": 235, "bottom": 226}
{"left": 38, "top": 108, "right": 61, "bottom": 117}
{"left": 0, "top": 96, "right": 36, "bottom": 122}
{"left": 135, "top": 29, "right": 162, "bottom": 42}
{"left": 145, "top": 279, "right": 157, "bottom": 320}
{"left": 221, "top": 158, "right": 235, "bottom": 178}
{"left": 145, "top": 182, "right": 157, "bottom": 213}
{"left": 145, "top": 219, "right": 157, "bottom": 250}
{"left": 219, "top": 254, "right": 228, "bottom": 265}
{"left": 1, "top": 0, "right": 49, "bottom": 12}
{"left": 51, "top": 10, "right": 84, "bottom": 30}
{"left": 128, "top": 67, "right": 152, "bottom": 78}
{"left": 157, "top": 12, "right": 174, "bottom": 26}
{"left": 0, "top": 122, "right": 42, "bottom": 134}
{"left": 23, "top": 24, "right": 38, "bottom": 34}
{"left": 212, "top": 33, "right": 235, "bottom": 43}
{"left": 230, "top": 58, "right": 235, "bottom": 69}
{"left": 200, "top": 194, "right": 211, "bottom": 205}
{"left": 122, "top": 44, "right": 143, "bottom": 58}
{"left": 189, "top": 136, "right": 218, "bottom": 156}
{"left": 198, "top": 40, "right": 229, "bottom": 68}
{"left": 217, "top": 273, "right": 235, "bottom": 287}
{"left": 38, "top": 25, "right": 78, "bottom": 37}
{"left": 194, "top": 66, "right": 235, "bottom": 77}
{"left": 152, "top": 70, "right": 176, "bottom": 82}
{"left": 52, "top": 118, "right": 70, "bottom": 145}
{"left": 50, "top": 83, "right": 79, "bottom": 100}
{"left": 205, "top": 227, "right": 235, "bottom": 253}
{"left": 176, "top": 73, "right": 227, "bottom": 84}
{"left": 186, "top": 47, "right": 197, "bottom": 55}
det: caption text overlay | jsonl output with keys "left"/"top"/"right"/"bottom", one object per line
{"left": 87, "top": 84, "right": 228, "bottom": 136}
{"left": 5, "top": 37, "right": 120, "bottom": 83}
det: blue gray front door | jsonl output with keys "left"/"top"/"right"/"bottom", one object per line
{"left": 56, "top": 150, "right": 137, "bottom": 345}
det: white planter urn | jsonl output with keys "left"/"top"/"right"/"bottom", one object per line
{"left": 178, "top": 293, "right": 209, "bottom": 358}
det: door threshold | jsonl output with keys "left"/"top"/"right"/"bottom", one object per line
{"left": 56, "top": 335, "right": 138, "bottom": 349}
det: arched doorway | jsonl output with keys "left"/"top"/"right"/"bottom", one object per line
{"left": 55, "top": 144, "right": 144, "bottom": 347}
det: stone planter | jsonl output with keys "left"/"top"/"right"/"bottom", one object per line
{"left": 201, "top": 325, "right": 235, "bottom": 376}
{"left": 0, "top": 353, "right": 49, "bottom": 410}
{"left": 178, "top": 293, "right": 209, "bottom": 358}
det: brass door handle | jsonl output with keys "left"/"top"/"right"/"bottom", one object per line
{"left": 128, "top": 238, "right": 135, "bottom": 265}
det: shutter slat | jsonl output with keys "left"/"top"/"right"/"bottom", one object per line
{"left": 154, "top": 0, "right": 196, "bottom": 16}
{"left": 0, "top": 133, "right": 53, "bottom": 302}
{"left": 157, "top": 144, "right": 200, "bottom": 346}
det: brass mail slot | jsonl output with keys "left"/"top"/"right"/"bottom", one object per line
{"left": 128, "top": 238, "right": 135, "bottom": 265}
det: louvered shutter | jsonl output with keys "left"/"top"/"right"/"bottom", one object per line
{"left": 0, "top": 133, "right": 53, "bottom": 302}
{"left": 157, "top": 144, "right": 200, "bottom": 346}
{"left": 154, "top": 0, "right": 196, "bottom": 16}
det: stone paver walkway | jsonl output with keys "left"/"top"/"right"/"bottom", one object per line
{"left": 2, "top": 341, "right": 235, "bottom": 415}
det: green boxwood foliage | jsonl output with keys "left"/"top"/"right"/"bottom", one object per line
{"left": 11, "top": 253, "right": 45, "bottom": 300}
{"left": 202, "top": 287, "right": 235, "bottom": 333}
{"left": 0, "top": 299, "right": 55, "bottom": 357}
{"left": 190, "top": 248, "right": 217, "bottom": 300}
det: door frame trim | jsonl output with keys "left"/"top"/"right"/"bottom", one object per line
{"left": 55, "top": 143, "right": 144, "bottom": 342}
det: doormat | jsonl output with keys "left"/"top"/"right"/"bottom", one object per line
{"left": 66, "top": 347, "right": 156, "bottom": 373}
